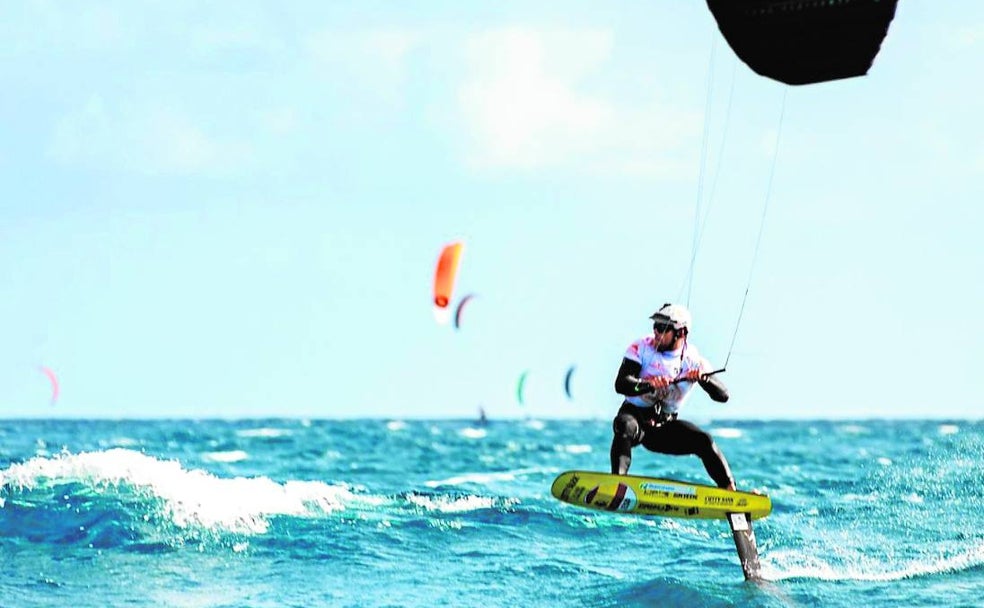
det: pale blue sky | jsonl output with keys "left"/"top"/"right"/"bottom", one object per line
{"left": 1, "top": 2, "right": 980, "bottom": 419}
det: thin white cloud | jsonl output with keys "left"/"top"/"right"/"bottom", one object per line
{"left": 760, "top": 128, "right": 780, "bottom": 160}
{"left": 365, "top": 29, "right": 423, "bottom": 70}
{"left": 955, "top": 24, "right": 984, "bottom": 48}
{"left": 457, "top": 26, "right": 700, "bottom": 176}
{"left": 4, "top": 3, "right": 131, "bottom": 53}
{"left": 458, "top": 27, "right": 612, "bottom": 169}
{"left": 141, "top": 110, "right": 251, "bottom": 174}
{"left": 258, "top": 107, "right": 299, "bottom": 136}
{"left": 49, "top": 95, "right": 254, "bottom": 176}
{"left": 305, "top": 27, "right": 423, "bottom": 110}
{"left": 190, "top": 23, "right": 287, "bottom": 56}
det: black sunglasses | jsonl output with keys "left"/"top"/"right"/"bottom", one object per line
{"left": 653, "top": 323, "right": 677, "bottom": 334}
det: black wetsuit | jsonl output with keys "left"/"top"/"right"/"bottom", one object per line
{"left": 610, "top": 357, "right": 735, "bottom": 488}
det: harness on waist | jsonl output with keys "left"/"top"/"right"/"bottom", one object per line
{"left": 625, "top": 400, "right": 678, "bottom": 428}
{"left": 648, "top": 409, "right": 678, "bottom": 428}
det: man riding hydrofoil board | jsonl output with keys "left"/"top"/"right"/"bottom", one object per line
{"left": 609, "top": 303, "right": 736, "bottom": 490}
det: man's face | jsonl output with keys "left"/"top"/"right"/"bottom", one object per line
{"left": 653, "top": 322, "right": 677, "bottom": 350}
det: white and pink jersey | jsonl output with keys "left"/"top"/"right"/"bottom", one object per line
{"left": 623, "top": 336, "right": 712, "bottom": 414}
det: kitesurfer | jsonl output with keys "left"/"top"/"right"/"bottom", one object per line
{"left": 610, "top": 303, "right": 736, "bottom": 490}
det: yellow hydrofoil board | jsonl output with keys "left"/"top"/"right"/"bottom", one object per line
{"left": 551, "top": 470, "right": 772, "bottom": 521}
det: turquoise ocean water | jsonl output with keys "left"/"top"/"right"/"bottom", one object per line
{"left": 1, "top": 419, "right": 981, "bottom": 607}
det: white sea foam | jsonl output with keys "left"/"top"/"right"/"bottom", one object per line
{"left": 763, "top": 543, "right": 984, "bottom": 582}
{"left": 938, "top": 424, "right": 959, "bottom": 435}
{"left": 386, "top": 420, "right": 407, "bottom": 431}
{"left": 423, "top": 467, "right": 541, "bottom": 488}
{"left": 235, "top": 428, "right": 292, "bottom": 439}
{"left": 710, "top": 428, "right": 743, "bottom": 439}
{"left": 559, "top": 444, "right": 592, "bottom": 454}
{"left": 842, "top": 492, "right": 880, "bottom": 503}
{"left": 204, "top": 450, "right": 249, "bottom": 463}
{"left": 98, "top": 437, "right": 140, "bottom": 448}
{"left": 0, "top": 448, "right": 362, "bottom": 535}
{"left": 661, "top": 518, "right": 712, "bottom": 540}
{"left": 459, "top": 427, "right": 487, "bottom": 439}
{"left": 405, "top": 493, "right": 500, "bottom": 513}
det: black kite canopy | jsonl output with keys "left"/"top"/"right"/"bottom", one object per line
{"left": 706, "top": 0, "right": 899, "bottom": 85}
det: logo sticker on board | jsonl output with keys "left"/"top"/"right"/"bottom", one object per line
{"left": 585, "top": 482, "right": 637, "bottom": 511}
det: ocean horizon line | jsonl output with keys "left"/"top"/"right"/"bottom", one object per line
{"left": 0, "top": 415, "right": 979, "bottom": 423}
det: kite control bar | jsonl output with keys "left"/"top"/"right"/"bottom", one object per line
{"left": 669, "top": 367, "right": 726, "bottom": 385}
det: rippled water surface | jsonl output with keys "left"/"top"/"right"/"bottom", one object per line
{"left": 1, "top": 419, "right": 980, "bottom": 607}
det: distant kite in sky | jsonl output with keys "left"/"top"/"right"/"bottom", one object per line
{"left": 564, "top": 365, "right": 576, "bottom": 400}
{"left": 433, "top": 241, "right": 464, "bottom": 325}
{"left": 453, "top": 293, "right": 476, "bottom": 331}
{"left": 516, "top": 370, "right": 529, "bottom": 407}
{"left": 39, "top": 365, "right": 59, "bottom": 406}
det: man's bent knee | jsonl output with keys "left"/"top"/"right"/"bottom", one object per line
{"left": 613, "top": 414, "right": 642, "bottom": 444}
